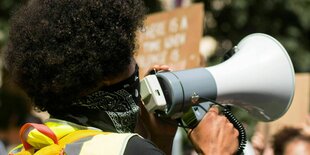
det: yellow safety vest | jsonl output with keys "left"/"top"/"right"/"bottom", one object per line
{"left": 9, "top": 119, "right": 137, "bottom": 155}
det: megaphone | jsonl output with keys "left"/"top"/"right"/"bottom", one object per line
{"left": 140, "top": 33, "right": 295, "bottom": 122}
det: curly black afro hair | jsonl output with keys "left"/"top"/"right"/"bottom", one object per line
{"left": 5, "top": 0, "right": 146, "bottom": 115}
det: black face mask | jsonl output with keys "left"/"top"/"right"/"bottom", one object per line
{"left": 71, "top": 65, "right": 141, "bottom": 133}
{"left": 98, "top": 64, "right": 141, "bottom": 107}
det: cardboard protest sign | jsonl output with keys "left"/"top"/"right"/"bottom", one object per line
{"left": 135, "top": 4, "right": 204, "bottom": 76}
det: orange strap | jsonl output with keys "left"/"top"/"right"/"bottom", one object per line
{"left": 19, "top": 123, "right": 58, "bottom": 150}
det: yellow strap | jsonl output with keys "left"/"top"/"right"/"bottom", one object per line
{"left": 26, "top": 122, "right": 79, "bottom": 149}
{"left": 34, "top": 144, "right": 63, "bottom": 155}
{"left": 10, "top": 130, "right": 108, "bottom": 155}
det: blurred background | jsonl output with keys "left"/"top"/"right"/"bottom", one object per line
{"left": 0, "top": 0, "right": 310, "bottom": 155}
{"left": 1, "top": 0, "right": 310, "bottom": 72}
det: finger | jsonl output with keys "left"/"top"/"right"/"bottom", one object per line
{"left": 145, "top": 65, "right": 171, "bottom": 76}
{"left": 208, "top": 106, "right": 220, "bottom": 114}
{"left": 152, "top": 65, "right": 160, "bottom": 68}
{"left": 187, "top": 128, "right": 193, "bottom": 138}
{"left": 154, "top": 65, "right": 171, "bottom": 72}
{"left": 234, "top": 128, "right": 239, "bottom": 138}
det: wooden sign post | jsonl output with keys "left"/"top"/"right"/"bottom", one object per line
{"left": 135, "top": 4, "right": 204, "bottom": 76}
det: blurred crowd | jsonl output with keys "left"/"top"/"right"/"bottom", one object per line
{"left": 250, "top": 116, "right": 310, "bottom": 155}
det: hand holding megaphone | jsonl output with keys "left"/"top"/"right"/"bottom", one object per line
{"left": 188, "top": 106, "right": 239, "bottom": 155}
{"left": 140, "top": 33, "right": 295, "bottom": 154}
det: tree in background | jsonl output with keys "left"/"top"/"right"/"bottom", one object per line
{"left": 0, "top": 0, "right": 25, "bottom": 49}
{"left": 144, "top": 0, "right": 163, "bottom": 13}
{"left": 1, "top": 0, "right": 29, "bottom": 95}
{"left": 194, "top": 0, "right": 310, "bottom": 72}
{"left": 1, "top": 0, "right": 310, "bottom": 72}
{"left": 191, "top": 0, "right": 310, "bottom": 140}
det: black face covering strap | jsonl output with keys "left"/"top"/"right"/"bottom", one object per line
{"left": 98, "top": 64, "right": 140, "bottom": 104}
{"left": 69, "top": 64, "right": 141, "bottom": 133}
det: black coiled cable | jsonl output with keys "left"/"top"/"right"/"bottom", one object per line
{"left": 222, "top": 107, "right": 247, "bottom": 155}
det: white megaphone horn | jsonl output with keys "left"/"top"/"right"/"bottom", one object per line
{"left": 140, "top": 33, "right": 295, "bottom": 122}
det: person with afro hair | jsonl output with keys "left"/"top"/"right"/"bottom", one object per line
{"left": 273, "top": 127, "right": 310, "bottom": 155}
{"left": 5, "top": 0, "right": 239, "bottom": 154}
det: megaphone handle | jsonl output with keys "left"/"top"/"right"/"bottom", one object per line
{"left": 199, "top": 97, "right": 246, "bottom": 154}
{"left": 222, "top": 107, "right": 247, "bottom": 155}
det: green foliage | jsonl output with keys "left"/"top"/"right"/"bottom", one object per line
{"left": 3, "top": 0, "right": 309, "bottom": 72}
{"left": 143, "top": 0, "right": 163, "bottom": 14}
{"left": 195, "top": 0, "right": 310, "bottom": 72}
{"left": 0, "top": 0, "right": 23, "bottom": 48}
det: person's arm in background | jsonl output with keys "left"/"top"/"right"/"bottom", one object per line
{"left": 0, "top": 140, "right": 8, "bottom": 155}
{"left": 137, "top": 65, "right": 239, "bottom": 155}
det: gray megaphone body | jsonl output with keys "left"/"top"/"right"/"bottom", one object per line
{"left": 140, "top": 33, "right": 295, "bottom": 123}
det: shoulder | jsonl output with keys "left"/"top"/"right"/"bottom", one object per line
{"left": 64, "top": 132, "right": 164, "bottom": 155}
{"left": 124, "top": 135, "right": 165, "bottom": 155}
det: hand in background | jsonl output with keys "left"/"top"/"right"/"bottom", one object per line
{"left": 301, "top": 114, "right": 310, "bottom": 136}
{"left": 251, "top": 132, "right": 266, "bottom": 155}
